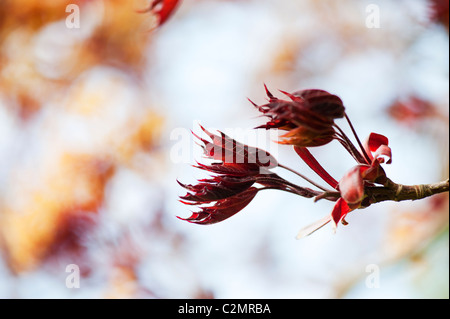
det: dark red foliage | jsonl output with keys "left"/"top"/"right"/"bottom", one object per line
{"left": 177, "top": 126, "right": 321, "bottom": 225}
{"left": 179, "top": 86, "right": 395, "bottom": 235}
{"left": 250, "top": 85, "right": 345, "bottom": 147}
{"left": 178, "top": 176, "right": 256, "bottom": 205}
{"left": 194, "top": 125, "right": 278, "bottom": 170}
{"left": 178, "top": 187, "right": 259, "bottom": 224}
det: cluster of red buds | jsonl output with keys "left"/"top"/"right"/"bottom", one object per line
{"left": 178, "top": 85, "right": 394, "bottom": 237}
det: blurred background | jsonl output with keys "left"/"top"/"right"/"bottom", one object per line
{"left": 0, "top": 0, "right": 448, "bottom": 298}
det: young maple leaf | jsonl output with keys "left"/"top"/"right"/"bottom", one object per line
{"left": 177, "top": 126, "right": 319, "bottom": 225}
{"left": 250, "top": 85, "right": 345, "bottom": 147}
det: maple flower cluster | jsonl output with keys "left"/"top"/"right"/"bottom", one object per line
{"left": 178, "top": 86, "right": 392, "bottom": 237}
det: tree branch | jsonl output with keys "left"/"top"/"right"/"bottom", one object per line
{"left": 366, "top": 178, "right": 449, "bottom": 204}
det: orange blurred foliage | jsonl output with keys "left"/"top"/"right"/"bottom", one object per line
{"left": 1, "top": 154, "right": 115, "bottom": 273}
{"left": 0, "top": 0, "right": 164, "bottom": 280}
{"left": 0, "top": 0, "right": 154, "bottom": 120}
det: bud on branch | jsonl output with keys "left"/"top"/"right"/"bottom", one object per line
{"left": 177, "top": 85, "right": 449, "bottom": 238}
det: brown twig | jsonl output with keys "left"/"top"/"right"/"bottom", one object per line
{"left": 311, "top": 178, "right": 449, "bottom": 206}
{"left": 366, "top": 178, "right": 449, "bottom": 204}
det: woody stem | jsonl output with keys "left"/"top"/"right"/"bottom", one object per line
{"left": 366, "top": 178, "right": 449, "bottom": 204}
